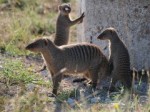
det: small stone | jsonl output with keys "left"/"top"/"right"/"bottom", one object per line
{"left": 40, "top": 70, "right": 49, "bottom": 77}
{"left": 139, "top": 96, "right": 148, "bottom": 105}
{"left": 105, "top": 98, "right": 112, "bottom": 103}
{"left": 26, "top": 83, "right": 35, "bottom": 91}
{"left": 67, "top": 98, "right": 75, "bottom": 107}
{"left": 90, "top": 97, "right": 100, "bottom": 103}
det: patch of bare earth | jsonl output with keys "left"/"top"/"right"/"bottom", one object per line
{"left": 0, "top": 53, "right": 149, "bottom": 112}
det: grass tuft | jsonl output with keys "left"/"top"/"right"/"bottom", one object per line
{"left": 0, "top": 59, "right": 48, "bottom": 86}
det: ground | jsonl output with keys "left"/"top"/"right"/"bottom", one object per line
{"left": 0, "top": 0, "right": 150, "bottom": 112}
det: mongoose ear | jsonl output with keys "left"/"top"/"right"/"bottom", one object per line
{"left": 67, "top": 3, "right": 71, "bottom": 7}
{"left": 44, "top": 39, "right": 48, "bottom": 46}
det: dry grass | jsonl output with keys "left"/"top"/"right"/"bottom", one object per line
{"left": 0, "top": 0, "right": 77, "bottom": 55}
{"left": 0, "top": 0, "right": 149, "bottom": 112}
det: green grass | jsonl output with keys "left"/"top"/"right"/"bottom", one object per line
{"left": 0, "top": 0, "right": 149, "bottom": 112}
{"left": 0, "top": 59, "right": 149, "bottom": 111}
{"left": 0, "top": 0, "right": 78, "bottom": 56}
{"left": 56, "top": 89, "right": 79, "bottom": 103}
{"left": 0, "top": 0, "right": 57, "bottom": 55}
{"left": 0, "top": 59, "right": 49, "bottom": 86}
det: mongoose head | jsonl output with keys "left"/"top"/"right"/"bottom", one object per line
{"left": 58, "top": 3, "right": 71, "bottom": 15}
{"left": 25, "top": 38, "right": 50, "bottom": 53}
{"left": 97, "top": 27, "right": 117, "bottom": 40}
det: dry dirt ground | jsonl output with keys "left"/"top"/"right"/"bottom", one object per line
{"left": 0, "top": 53, "right": 149, "bottom": 112}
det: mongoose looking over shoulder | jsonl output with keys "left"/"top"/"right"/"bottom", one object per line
{"left": 40, "top": 3, "right": 85, "bottom": 71}
{"left": 97, "top": 27, "right": 132, "bottom": 91}
{"left": 26, "top": 38, "right": 108, "bottom": 96}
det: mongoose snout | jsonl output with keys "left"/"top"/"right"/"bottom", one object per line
{"left": 54, "top": 3, "right": 85, "bottom": 46}
{"left": 26, "top": 37, "right": 109, "bottom": 96}
{"left": 25, "top": 44, "right": 34, "bottom": 51}
{"left": 97, "top": 27, "right": 116, "bottom": 40}
{"left": 97, "top": 27, "right": 132, "bottom": 92}
{"left": 38, "top": 3, "right": 85, "bottom": 72}
{"left": 25, "top": 38, "right": 48, "bottom": 52}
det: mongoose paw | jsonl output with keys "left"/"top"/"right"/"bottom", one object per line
{"left": 81, "top": 12, "right": 85, "bottom": 18}
{"left": 79, "top": 12, "right": 85, "bottom": 23}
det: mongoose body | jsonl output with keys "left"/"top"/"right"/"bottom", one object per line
{"left": 97, "top": 27, "right": 132, "bottom": 90}
{"left": 40, "top": 3, "right": 84, "bottom": 71}
{"left": 26, "top": 38, "right": 108, "bottom": 95}
{"left": 54, "top": 3, "right": 84, "bottom": 46}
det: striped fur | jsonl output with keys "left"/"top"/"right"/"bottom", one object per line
{"left": 26, "top": 38, "right": 109, "bottom": 95}
{"left": 39, "top": 3, "right": 84, "bottom": 72}
{"left": 54, "top": 3, "right": 84, "bottom": 46}
{"left": 97, "top": 27, "right": 132, "bottom": 91}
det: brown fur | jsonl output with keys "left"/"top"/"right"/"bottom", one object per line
{"left": 26, "top": 38, "right": 109, "bottom": 96}
{"left": 39, "top": 3, "right": 84, "bottom": 72}
{"left": 54, "top": 3, "right": 84, "bottom": 46}
{"left": 97, "top": 27, "right": 132, "bottom": 91}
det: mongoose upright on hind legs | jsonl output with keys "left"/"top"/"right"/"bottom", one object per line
{"left": 39, "top": 3, "right": 85, "bottom": 72}
{"left": 54, "top": 3, "right": 84, "bottom": 45}
{"left": 97, "top": 27, "right": 132, "bottom": 91}
{"left": 26, "top": 38, "right": 108, "bottom": 96}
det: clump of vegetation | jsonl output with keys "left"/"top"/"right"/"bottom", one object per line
{"left": 56, "top": 89, "right": 79, "bottom": 102}
{"left": 0, "top": 59, "right": 47, "bottom": 85}
{"left": 0, "top": 0, "right": 57, "bottom": 55}
{"left": 0, "top": 0, "right": 149, "bottom": 112}
{"left": 0, "top": 0, "right": 40, "bottom": 10}
{"left": 13, "top": 87, "right": 54, "bottom": 112}
{"left": 0, "top": 0, "right": 78, "bottom": 55}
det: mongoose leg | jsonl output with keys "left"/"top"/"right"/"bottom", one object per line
{"left": 52, "top": 73, "right": 63, "bottom": 96}
{"left": 108, "top": 58, "right": 113, "bottom": 74}
{"left": 109, "top": 78, "right": 118, "bottom": 92}
{"left": 70, "top": 12, "right": 85, "bottom": 26}
{"left": 97, "top": 27, "right": 132, "bottom": 91}
{"left": 108, "top": 70, "right": 118, "bottom": 92}
{"left": 89, "top": 68, "right": 99, "bottom": 89}
{"left": 26, "top": 38, "right": 108, "bottom": 96}
{"left": 122, "top": 73, "right": 132, "bottom": 91}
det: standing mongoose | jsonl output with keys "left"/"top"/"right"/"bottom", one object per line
{"left": 54, "top": 3, "right": 85, "bottom": 45}
{"left": 26, "top": 38, "right": 108, "bottom": 96}
{"left": 39, "top": 3, "right": 85, "bottom": 71}
{"left": 97, "top": 27, "right": 132, "bottom": 91}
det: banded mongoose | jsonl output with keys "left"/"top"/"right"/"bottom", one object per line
{"left": 26, "top": 38, "right": 108, "bottom": 96}
{"left": 54, "top": 3, "right": 85, "bottom": 45}
{"left": 39, "top": 3, "right": 85, "bottom": 71}
{"left": 97, "top": 27, "right": 132, "bottom": 91}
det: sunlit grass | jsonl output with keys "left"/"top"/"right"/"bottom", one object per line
{"left": 0, "top": 59, "right": 149, "bottom": 112}
{"left": 0, "top": 0, "right": 57, "bottom": 55}
{"left": 0, "top": 0, "right": 149, "bottom": 112}
{"left": 0, "top": 59, "right": 49, "bottom": 85}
